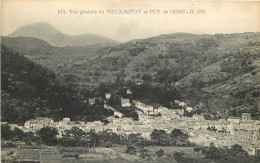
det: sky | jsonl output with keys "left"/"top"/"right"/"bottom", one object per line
{"left": 1, "top": 0, "right": 260, "bottom": 42}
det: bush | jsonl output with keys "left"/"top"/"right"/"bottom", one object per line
{"left": 1, "top": 142, "right": 18, "bottom": 148}
{"left": 7, "top": 151, "right": 14, "bottom": 155}
{"left": 62, "top": 153, "right": 80, "bottom": 159}
{"left": 140, "top": 149, "right": 150, "bottom": 158}
{"left": 136, "top": 139, "right": 156, "bottom": 146}
{"left": 194, "top": 146, "right": 203, "bottom": 152}
{"left": 126, "top": 145, "right": 137, "bottom": 155}
{"left": 156, "top": 149, "right": 164, "bottom": 157}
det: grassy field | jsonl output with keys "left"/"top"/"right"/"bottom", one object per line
{"left": 2, "top": 145, "right": 202, "bottom": 162}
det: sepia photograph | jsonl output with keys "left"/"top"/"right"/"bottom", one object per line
{"left": 1, "top": 0, "right": 260, "bottom": 162}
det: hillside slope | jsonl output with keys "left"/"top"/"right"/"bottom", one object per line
{"left": 8, "top": 22, "right": 119, "bottom": 47}
{"left": 1, "top": 45, "right": 112, "bottom": 123}
{"left": 72, "top": 32, "right": 260, "bottom": 119}
{"left": 2, "top": 32, "right": 260, "bottom": 119}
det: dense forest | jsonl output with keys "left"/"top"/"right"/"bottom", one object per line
{"left": 1, "top": 45, "right": 112, "bottom": 123}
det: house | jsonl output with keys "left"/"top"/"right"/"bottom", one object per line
{"left": 0, "top": 122, "right": 7, "bottom": 125}
{"left": 138, "top": 114, "right": 146, "bottom": 122}
{"left": 174, "top": 100, "right": 181, "bottom": 105}
{"left": 121, "top": 118, "right": 134, "bottom": 125}
{"left": 122, "top": 124, "right": 134, "bottom": 132}
{"left": 121, "top": 98, "right": 131, "bottom": 107}
{"left": 87, "top": 124, "right": 98, "bottom": 131}
{"left": 227, "top": 117, "right": 240, "bottom": 124}
{"left": 105, "top": 93, "right": 111, "bottom": 99}
{"left": 104, "top": 116, "right": 114, "bottom": 123}
{"left": 135, "top": 79, "right": 144, "bottom": 85}
{"left": 24, "top": 117, "right": 54, "bottom": 131}
{"left": 186, "top": 107, "right": 193, "bottom": 112}
{"left": 241, "top": 113, "right": 251, "bottom": 121}
{"left": 114, "top": 111, "right": 123, "bottom": 118}
{"left": 96, "top": 126, "right": 105, "bottom": 132}
{"left": 95, "top": 97, "right": 103, "bottom": 105}
{"left": 113, "top": 119, "right": 121, "bottom": 124}
{"left": 9, "top": 124, "right": 22, "bottom": 130}
{"left": 143, "top": 117, "right": 154, "bottom": 124}
{"left": 104, "top": 125, "right": 118, "bottom": 132}
{"left": 162, "top": 115, "right": 170, "bottom": 121}
{"left": 92, "top": 121, "right": 103, "bottom": 126}
{"left": 246, "top": 145, "right": 260, "bottom": 155}
{"left": 152, "top": 109, "right": 159, "bottom": 116}
{"left": 179, "top": 102, "right": 186, "bottom": 108}
{"left": 140, "top": 105, "right": 153, "bottom": 115}
{"left": 192, "top": 115, "right": 204, "bottom": 121}
{"left": 136, "top": 110, "right": 143, "bottom": 115}
{"left": 63, "top": 118, "right": 70, "bottom": 122}
{"left": 142, "top": 132, "right": 151, "bottom": 139}
{"left": 201, "top": 121, "right": 209, "bottom": 130}
{"left": 134, "top": 100, "right": 141, "bottom": 106}
{"left": 193, "top": 124, "right": 201, "bottom": 131}
{"left": 126, "top": 89, "right": 132, "bottom": 95}
{"left": 158, "top": 106, "right": 168, "bottom": 113}
{"left": 88, "top": 98, "right": 95, "bottom": 105}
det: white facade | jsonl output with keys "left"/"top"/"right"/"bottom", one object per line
{"left": 105, "top": 93, "right": 111, "bottom": 99}
{"left": 114, "top": 111, "right": 123, "bottom": 118}
{"left": 121, "top": 99, "right": 131, "bottom": 107}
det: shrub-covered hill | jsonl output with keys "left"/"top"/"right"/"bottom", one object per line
{"left": 1, "top": 45, "right": 112, "bottom": 124}
{"left": 73, "top": 32, "right": 260, "bottom": 119}
{"left": 2, "top": 32, "right": 260, "bottom": 119}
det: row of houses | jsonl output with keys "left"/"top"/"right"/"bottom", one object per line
{"left": 2, "top": 93, "right": 260, "bottom": 155}
{"left": 133, "top": 101, "right": 260, "bottom": 155}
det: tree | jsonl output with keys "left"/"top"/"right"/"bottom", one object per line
{"left": 86, "top": 129, "right": 99, "bottom": 147}
{"left": 183, "top": 110, "right": 194, "bottom": 117}
{"left": 157, "top": 134, "right": 171, "bottom": 146}
{"left": 126, "top": 145, "right": 137, "bottom": 155}
{"left": 124, "top": 111, "right": 139, "bottom": 120}
{"left": 13, "top": 127, "right": 25, "bottom": 141}
{"left": 170, "top": 129, "right": 189, "bottom": 145}
{"left": 37, "top": 127, "right": 58, "bottom": 146}
{"left": 127, "top": 133, "right": 142, "bottom": 145}
{"left": 156, "top": 149, "right": 165, "bottom": 157}
{"left": 205, "top": 146, "right": 222, "bottom": 160}
{"left": 230, "top": 144, "right": 249, "bottom": 158}
{"left": 64, "top": 127, "right": 86, "bottom": 140}
{"left": 173, "top": 152, "right": 185, "bottom": 162}
{"left": 140, "top": 149, "right": 150, "bottom": 158}
{"left": 151, "top": 129, "right": 166, "bottom": 140}
{"left": 1, "top": 124, "right": 13, "bottom": 140}
{"left": 98, "top": 130, "right": 120, "bottom": 147}
{"left": 23, "top": 132, "right": 37, "bottom": 145}
{"left": 142, "top": 74, "right": 152, "bottom": 82}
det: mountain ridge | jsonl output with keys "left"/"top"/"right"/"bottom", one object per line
{"left": 8, "top": 22, "right": 120, "bottom": 47}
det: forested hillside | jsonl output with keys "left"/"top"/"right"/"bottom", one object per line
{"left": 2, "top": 32, "right": 260, "bottom": 120}
{"left": 73, "top": 32, "right": 260, "bottom": 119}
{"left": 1, "top": 45, "right": 112, "bottom": 123}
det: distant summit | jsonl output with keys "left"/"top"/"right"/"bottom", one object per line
{"left": 8, "top": 22, "right": 119, "bottom": 47}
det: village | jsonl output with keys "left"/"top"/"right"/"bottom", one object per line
{"left": 3, "top": 89, "right": 260, "bottom": 156}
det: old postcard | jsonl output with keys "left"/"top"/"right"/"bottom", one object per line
{"left": 1, "top": 0, "right": 260, "bottom": 162}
